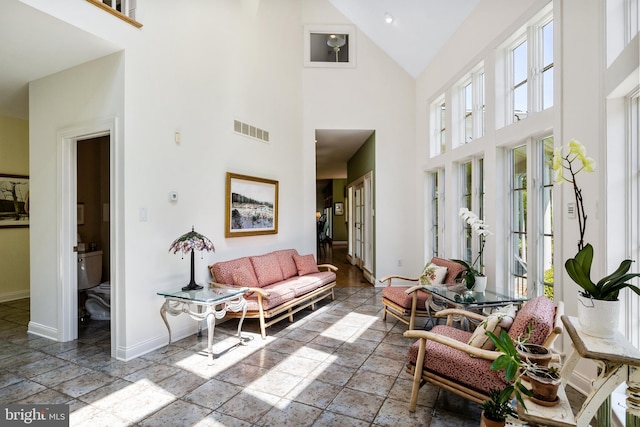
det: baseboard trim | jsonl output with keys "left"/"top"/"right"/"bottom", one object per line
{"left": 117, "top": 324, "right": 198, "bottom": 361}
{"left": 0, "top": 290, "right": 30, "bottom": 303}
{"left": 27, "top": 321, "right": 58, "bottom": 341}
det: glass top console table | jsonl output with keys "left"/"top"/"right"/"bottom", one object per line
{"left": 157, "top": 287, "right": 248, "bottom": 364}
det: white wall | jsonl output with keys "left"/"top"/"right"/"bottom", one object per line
{"left": 29, "top": 53, "right": 125, "bottom": 342}
{"left": 28, "top": 1, "right": 310, "bottom": 359}
{"left": 302, "top": 0, "right": 419, "bottom": 281}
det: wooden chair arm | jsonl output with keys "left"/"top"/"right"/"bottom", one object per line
{"left": 434, "top": 308, "right": 488, "bottom": 323}
{"left": 379, "top": 275, "right": 420, "bottom": 287}
{"left": 403, "top": 329, "right": 501, "bottom": 361}
{"left": 317, "top": 263, "right": 338, "bottom": 272}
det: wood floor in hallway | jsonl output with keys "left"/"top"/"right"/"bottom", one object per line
{"left": 318, "top": 243, "right": 373, "bottom": 288}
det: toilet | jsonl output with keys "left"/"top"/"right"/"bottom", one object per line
{"left": 77, "top": 250, "right": 111, "bottom": 320}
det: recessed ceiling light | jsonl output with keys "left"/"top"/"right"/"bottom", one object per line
{"left": 384, "top": 12, "right": 394, "bottom": 24}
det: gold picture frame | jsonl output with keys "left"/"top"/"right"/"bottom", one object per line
{"left": 225, "top": 172, "right": 278, "bottom": 237}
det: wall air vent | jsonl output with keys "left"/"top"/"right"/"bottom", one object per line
{"left": 234, "top": 120, "right": 269, "bottom": 143}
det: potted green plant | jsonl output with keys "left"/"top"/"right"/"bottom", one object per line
{"left": 453, "top": 208, "right": 492, "bottom": 291}
{"left": 553, "top": 140, "right": 640, "bottom": 337}
{"left": 480, "top": 388, "right": 517, "bottom": 427}
{"left": 486, "top": 330, "right": 561, "bottom": 409}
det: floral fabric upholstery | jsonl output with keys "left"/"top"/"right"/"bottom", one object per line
{"left": 430, "top": 257, "right": 466, "bottom": 284}
{"left": 273, "top": 249, "right": 299, "bottom": 279}
{"left": 287, "top": 272, "right": 336, "bottom": 297}
{"left": 231, "top": 268, "right": 259, "bottom": 288}
{"left": 209, "top": 257, "right": 259, "bottom": 287}
{"left": 382, "top": 286, "right": 430, "bottom": 309}
{"left": 508, "top": 296, "right": 555, "bottom": 345}
{"left": 250, "top": 253, "right": 285, "bottom": 287}
{"left": 407, "top": 325, "right": 508, "bottom": 395}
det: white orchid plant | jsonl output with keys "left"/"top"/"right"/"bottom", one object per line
{"left": 553, "top": 140, "right": 640, "bottom": 301}
{"left": 552, "top": 139, "right": 595, "bottom": 251}
{"left": 452, "top": 208, "right": 493, "bottom": 289}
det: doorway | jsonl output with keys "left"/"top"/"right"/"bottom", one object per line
{"left": 347, "top": 172, "right": 373, "bottom": 282}
{"left": 58, "top": 118, "right": 118, "bottom": 358}
{"left": 77, "top": 136, "right": 111, "bottom": 348}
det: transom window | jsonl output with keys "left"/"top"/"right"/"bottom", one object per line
{"left": 458, "top": 66, "right": 485, "bottom": 145}
{"left": 431, "top": 97, "right": 447, "bottom": 156}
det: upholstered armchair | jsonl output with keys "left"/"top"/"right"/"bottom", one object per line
{"left": 403, "top": 296, "right": 564, "bottom": 411}
{"left": 380, "top": 257, "right": 465, "bottom": 330}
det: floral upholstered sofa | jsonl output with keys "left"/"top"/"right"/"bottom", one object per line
{"left": 209, "top": 249, "right": 337, "bottom": 338}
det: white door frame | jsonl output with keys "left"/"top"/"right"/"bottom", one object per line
{"left": 58, "top": 118, "right": 119, "bottom": 358}
{"left": 347, "top": 171, "right": 374, "bottom": 282}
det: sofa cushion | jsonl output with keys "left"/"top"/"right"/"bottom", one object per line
{"left": 430, "top": 257, "right": 466, "bottom": 283}
{"left": 508, "top": 296, "right": 555, "bottom": 345}
{"left": 293, "top": 254, "right": 320, "bottom": 276}
{"left": 407, "top": 325, "right": 508, "bottom": 395}
{"left": 232, "top": 268, "right": 259, "bottom": 288}
{"left": 382, "top": 286, "right": 431, "bottom": 310}
{"left": 210, "top": 257, "right": 258, "bottom": 286}
{"left": 250, "top": 253, "right": 285, "bottom": 287}
{"left": 273, "top": 249, "right": 299, "bottom": 279}
{"left": 243, "top": 282, "right": 297, "bottom": 311}
{"left": 285, "top": 271, "right": 336, "bottom": 297}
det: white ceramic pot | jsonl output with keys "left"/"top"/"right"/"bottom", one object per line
{"left": 473, "top": 276, "right": 487, "bottom": 292}
{"left": 577, "top": 294, "right": 620, "bottom": 338}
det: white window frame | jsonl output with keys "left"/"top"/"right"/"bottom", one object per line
{"left": 458, "top": 158, "right": 485, "bottom": 268}
{"left": 430, "top": 95, "right": 447, "bottom": 156}
{"left": 427, "top": 169, "right": 445, "bottom": 259}
{"left": 456, "top": 64, "right": 485, "bottom": 146}
{"left": 501, "top": 5, "right": 553, "bottom": 126}
{"left": 507, "top": 135, "right": 554, "bottom": 298}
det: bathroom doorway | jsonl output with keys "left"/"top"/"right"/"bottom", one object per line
{"left": 76, "top": 136, "right": 111, "bottom": 349}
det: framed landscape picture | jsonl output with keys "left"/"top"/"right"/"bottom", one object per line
{"left": 0, "top": 174, "right": 29, "bottom": 228}
{"left": 225, "top": 172, "right": 278, "bottom": 237}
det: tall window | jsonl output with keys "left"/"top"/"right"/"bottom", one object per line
{"left": 430, "top": 171, "right": 443, "bottom": 258}
{"left": 505, "top": 9, "right": 553, "bottom": 125}
{"left": 541, "top": 138, "right": 554, "bottom": 298}
{"left": 511, "top": 146, "right": 528, "bottom": 296}
{"left": 509, "top": 137, "right": 554, "bottom": 298}
{"left": 459, "top": 66, "right": 485, "bottom": 145}
{"left": 512, "top": 40, "right": 528, "bottom": 121}
{"left": 461, "top": 162, "right": 473, "bottom": 262}
{"left": 431, "top": 97, "right": 446, "bottom": 156}
{"left": 478, "top": 158, "right": 486, "bottom": 269}
{"left": 541, "top": 20, "right": 554, "bottom": 110}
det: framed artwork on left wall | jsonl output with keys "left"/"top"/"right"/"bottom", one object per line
{"left": 0, "top": 173, "right": 29, "bottom": 228}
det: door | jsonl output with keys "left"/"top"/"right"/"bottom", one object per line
{"left": 347, "top": 171, "right": 373, "bottom": 281}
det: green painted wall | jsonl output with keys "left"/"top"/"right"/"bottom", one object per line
{"left": 347, "top": 132, "right": 375, "bottom": 275}
{"left": 332, "top": 179, "right": 348, "bottom": 241}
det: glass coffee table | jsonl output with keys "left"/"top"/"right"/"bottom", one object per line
{"left": 420, "top": 284, "right": 528, "bottom": 329}
{"left": 157, "top": 286, "right": 248, "bottom": 364}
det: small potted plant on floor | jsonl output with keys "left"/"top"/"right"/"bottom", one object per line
{"left": 480, "top": 387, "right": 518, "bottom": 427}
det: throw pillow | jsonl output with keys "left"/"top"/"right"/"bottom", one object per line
{"left": 293, "top": 254, "right": 320, "bottom": 276}
{"left": 467, "top": 304, "right": 517, "bottom": 350}
{"left": 419, "top": 263, "right": 448, "bottom": 286}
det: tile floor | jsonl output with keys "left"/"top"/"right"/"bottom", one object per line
{"left": 0, "top": 249, "right": 586, "bottom": 426}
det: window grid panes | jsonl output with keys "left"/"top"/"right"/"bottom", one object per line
{"left": 461, "top": 162, "right": 473, "bottom": 262}
{"left": 512, "top": 40, "right": 528, "bottom": 121}
{"left": 542, "top": 137, "right": 554, "bottom": 299}
{"left": 478, "top": 158, "right": 486, "bottom": 271}
{"left": 439, "top": 101, "right": 446, "bottom": 155}
{"left": 465, "top": 82, "right": 473, "bottom": 143}
{"left": 431, "top": 171, "right": 440, "bottom": 258}
{"left": 542, "top": 21, "right": 554, "bottom": 110}
{"left": 511, "top": 145, "right": 528, "bottom": 297}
